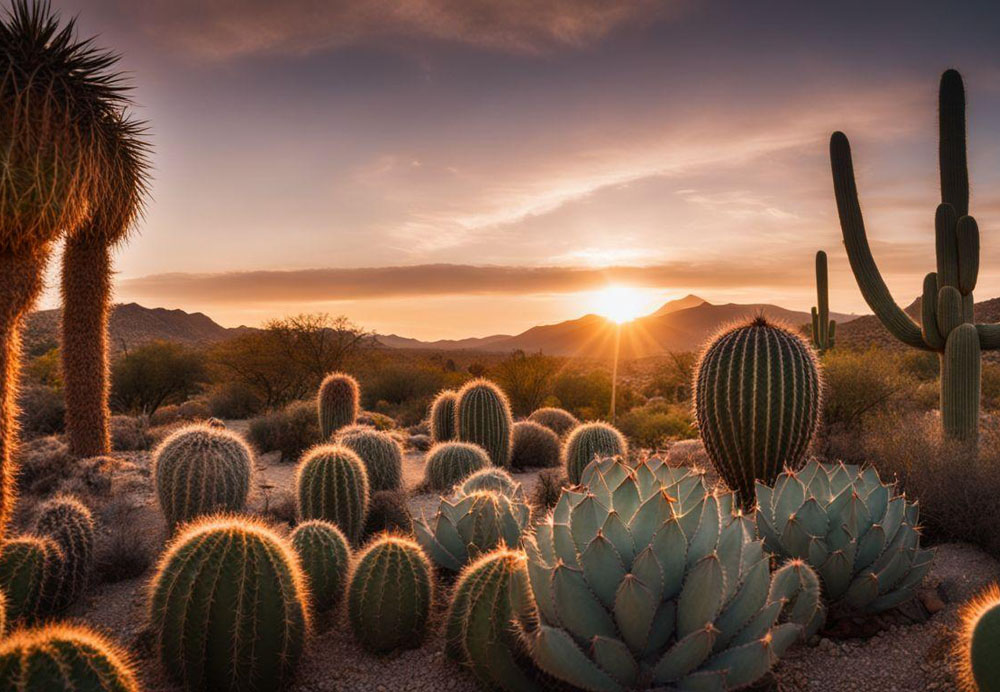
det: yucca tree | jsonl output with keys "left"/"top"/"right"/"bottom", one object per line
{"left": 61, "top": 111, "right": 149, "bottom": 457}
{"left": 0, "top": 0, "right": 131, "bottom": 539}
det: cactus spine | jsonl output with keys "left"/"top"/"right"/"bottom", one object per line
{"left": 0, "top": 623, "right": 140, "bottom": 691}
{"left": 291, "top": 519, "right": 351, "bottom": 613}
{"left": 149, "top": 515, "right": 310, "bottom": 691}
{"left": 830, "top": 69, "right": 996, "bottom": 441}
{"left": 958, "top": 583, "right": 1000, "bottom": 692}
{"left": 318, "top": 372, "right": 360, "bottom": 437}
{"left": 695, "top": 316, "right": 821, "bottom": 509}
{"left": 811, "top": 250, "right": 836, "bottom": 353}
{"left": 423, "top": 441, "right": 491, "bottom": 491}
{"left": 0, "top": 534, "right": 62, "bottom": 621}
{"left": 34, "top": 496, "right": 94, "bottom": 611}
{"left": 562, "top": 421, "right": 628, "bottom": 484}
{"left": 456, "top": 379, "right": 513, "bottom": 467}
{"left": 347, "top": 536, "right": 433, "bottom": 653}
{"left": 446, "top": 549, "right": 540, "bottom": 691}
{"left": 430, "top": 390, "right": 458, "bottom": 442}
{"left": 295, "top": 444, "right": 370, "bottom": 544}
{"left": 336, "top": 425, "right": 403, "bottom": 493}
{"left": 152, "top": 424, "right": 253, "bottom": 529}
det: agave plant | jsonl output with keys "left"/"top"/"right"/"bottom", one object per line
{"left": 755, "top": 459, "right": 933, "bottom": 615}
{"left": 522, "top": 456, "right": 822, "bottom": 691}
{"left": 414, "top": 489, "right": 530, "bottom": 572}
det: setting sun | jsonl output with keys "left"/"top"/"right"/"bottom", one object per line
{"left": 591, "top": 284, "right": 649, "bottom": 324}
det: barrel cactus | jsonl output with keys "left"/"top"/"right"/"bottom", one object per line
{"left": 756, "top": 460, "right": 933, "bottom": 615}
{"left": 957, "top": 583, "right": 1000, "bottom": 692}
{"left": 34, "top": 495, "right": 94, "bottom": 611}
{"left": 415, "top": 489, "right": 531, "bottom": 572}
{"left": 522, "top": 455, "right": 822, "bottom": 691}
{"left": 0, "top": 534, "right": 62, "bottom": 621}
{"left": 318, "top": 372, "right": 360, "bottom": 438}
{"left": 295, "top": 444, "right": 369, "bottom": 544}
{"left": 0, "top": 623, "right": 140, "bottom": 691}
{"left": 423, "top": 441, "right": 490, "bottom": 491}
{"left": 152, "top": 424, "right": 253, "bottom": 529}
{"left": 529, "top": 407, "right": 580, "bottom": 438}
{"left": 363, "top": 489, "right": 413, "bottom": 539}
{"left": 459, "top": 467, "right": 521, "bottom": 498}
{"left": 562, "top": 422, "right": 628, "bottom": 485}
{"left": 347, "top": 536, "right": 433, "bottom": 653}
{"left": 695, "top": 315, "right": 821, "bottom": 509}
{"left": 430, "top": 389, "right": 458, "bottom": 442}
{"left": 149, "top": 515, "right": 310, "bottom": 691}
{"left": 336, "top": 425, "right": 403, "bottom": 493}
{"left": 456, "top": 378, "right": 513, "bottom": 467}
{"left": 511, "top": 420, "right": 561, "bottom": 470}
{"left": 446, "top": 549, "right": 540, "bottom": 691}
{"left": 291, "top": 519, "right": 351, "bottom": 613}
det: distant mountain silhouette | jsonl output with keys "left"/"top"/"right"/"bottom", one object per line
{"left": 651, "top": 294, "right": 708, "bottom": 316}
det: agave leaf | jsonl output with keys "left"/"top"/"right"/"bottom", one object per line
{"left": 612, "top": 478, "right": 641, "bottom": 524}
{"left": 739, "top": 537, "right": 766, "bottom": 576}
{"left": 651, "top": 519, "right": 687, "bottom": 600}
{"left": 703, "top": 638, "right": 775, "bottom": 689}
{"left": 652, "top": 626, "right": 717, "bottom": 683}
{"left": 631, "top": 491, "right": 674, "bottom": 550}
{"left": 854, "top": 524, "right": 885, "bottom": 572}
{"left": 677, "top": 497, "right": 705, "bottom": 541}
{"left": 828, "top": 463, "right": 855, "bottom": 496}
{"left": 754, "top": 508, "right": 782, "bottom": 554}
{"left": 866, "top": 586, "right": 919, "bottom": 613}
{"left": 588, "top": 468, "right": 614, "bottom": 508}
{"left": 534, "top": 521, "right": 557, "bottom": 565}
{"left": 634, "top": 462, "right": 659, "bottom": 499}
{"left": 859, "top": 466, "right": 882, "bottom": 492}
{"left": 842, "top": 492, "right": 872, "bottom": 540}
{"left": 804, "top": 462, "right": 832, "bottom": 503}
{"left": 631, "top": 547, "right": 664, "bottom": 603}
{"left": 773, "top": 474, "right": 805, "bottom": 531}
{"left": 688, "top": 495, "right": 721, "bottom": 567}
{"left": 644, "top": 600, "right": 677, "bottom": 659}
{"left": 551, "top": 564, "right": 616, "bottom": 641}
{"left": 730, "top": 599, "right": 782, "bottom": 646}
{"left": 580, "top": 534, "right": 627, "bottom": 609}
{"left": 602, "top": 511, "right": 636, "bottom": 568}
{"left": 790, "top": 497, "right": 829, "bottom": 537}
{"left": 844, "top": 573, "right": 879, "bottom": 610}
{"left": 414, "top": 518, "right": 464, "bottom": 571}
{"left": 754, "top": 481, "right": 773, "bottom": 522}
{"left": 716, "top": 519, "right": 744, "bottom": 601}
{"left": 768, "top": 621, "right": 805, "bottom": 657}
{"left": 778, "top": 517, "right": 812, "bottom": 560}
{"left": 677, "top": 555, "right": 724, "bottom": 639}
{"left": 825, "top": 484, "right": 853, "bottom": 529}
{"left": 880, "top": 497, "right": 905, "bottom": 545}
{"left": 819, "top": 550, "right": 853, "bottom": 600}
{"left": 796, "top": 460, "right": 822, "bottom": 488}
{"left": 571, "top": 494, "right": 609, "bottom": 554}
{"left": 614, "top": 574, "right": 657, "bottom": 654}
{"left": 526, "top": 557, "right": 558, "bottom": 625}
{"left": 825, "top": 522, "right": 853, "bottom": 553}
{"left": 676, "top": 475, "right": 708, "bottom": 510}
{"left": 806, "top": 537, "right": 829, "bottom": 569}
{"left": 553, "top": 523, "right": 579, "bottom": 568}
{"left": 864, "top": 483, "right": 889, "bottom": 524}
{"left": 674, "top": 670, "right": 728, "bottom": 691}
{"left": 873, "top": 548, "right": 911, "bottom": 594}
{"left": 714, "top": 557, "right": 769, "bottom": 650}
{"left": 591, "top": 636, "right": 639, "bottom": 688}
{"left": 554, "top": 489, "right": 585, "bottom": 525}
{"left": 530, "top": 625, "right": 624, "bottom": 692}
{"left": 904, "top": 500, "right": 919, "bottom": 526}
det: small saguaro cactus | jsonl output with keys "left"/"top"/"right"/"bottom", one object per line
{"left": 811, "top": 250, "right": 836, "bottom": 353}
{"left": 456, "top": 378, "right": 514, "bottom": 467}
{"left": 694, "top": 315, "right": 821, "bottom": 509}
{"left": 957, "top": 583, "right": 1000, "bottom": 692}
{"left": 528, "top": 407, "right": 579, "bottom": 438}
{"left": 830, "top": 69, "right": 998, "bottom": 442}
{"left": 317, "top": 372, "right": 360, "bottom": 438}
{"left": 347, "top": 535, "right": 433, "bottom": 653}
{"left": 423, "top": 441, "right": 490, "bottom": 491}
{"left": 561, "top": 421, "right": 628, "bottom": 485}
{"left": 34, "top": 495, "right": 94, "bottom": 611}
{"left": 446, "top": 549, "right": 540, "bottom": 691}
{"left": 0, "top": 534, "right": 62, "bottom": 621}
{"left": 295, "top": 444, "right": 370, "bottom": 544}
{"left": 336, "top": 425, "right": 403, "bottom": 493}
{"left": 0, "top": 623, "right": 140, "bottom": 692}
{"left": 290, "top": 519, "right": 351, "bottom": 613}
{"left": 430, "top": 390, "right": 458, "bottom": 442}
{"left": 152, "top": 424, "right": 253, "bottom": 529}
{"left": 149, "top": 515, "right": 310, "bottom": 692}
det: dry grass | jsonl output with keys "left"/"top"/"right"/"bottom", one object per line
{"left": 530, "top": 469, "right": 566, "bottom": 513}
{"left": 94, "top": 495, "right": 153, "bottom": 583}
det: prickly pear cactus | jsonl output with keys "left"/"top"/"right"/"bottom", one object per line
{"left": 562, "top": 421, "right": 627, "bottom": 484}
{"left": 336, "top": 425, "right": 403, "bottom": 493}
{"left": 958, "top": 583, "right": 1000, "bottom": 692}
{"left": 430, "top": 390, "right": 458, "bottom": 442}
{"left": 347, "top": 536, "right": 433, "bottom": 653}
{"left": 318, "top": 372, "right": 360, "bottom": 438}
{"left": 149, "top": 515, "right": 310, "bottom": 691}
{"left": 423, "top": 441, "right": 490, "bottom": 491}
{"left": 0, "top": 534, "right": 62, "bottom": 621}
{"left": 34, "top": 495, "right": 94, "bottom": 611}
{"left": 296, "top": 444, "right": 370, "bottom": 544}
{"left": 456, "top": 379, "right": 513, "bottom": 467}
{"left": 152, "top": 424, "right": 253, "bottom": 529}
{"left": 291, "top": 519, "right": 351, "bottom": 612}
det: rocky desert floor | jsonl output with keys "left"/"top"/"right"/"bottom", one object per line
{"left": 13, "top": 427, "right": 996, "bottom": 691}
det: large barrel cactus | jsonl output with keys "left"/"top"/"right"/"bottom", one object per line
{"left": 0, "top": 534, "right": 62, "bottom": 621}
{"left": 446, "top": 549, "right": 540, "bottom": 691}
{"left": 522, "top": 456, "right": 822, "bottom": 691}
{"left": 290, "top": 519, "right": 351, "bottom": 613}
{"left": 149, "top": 515, "right": 310, "bottom": 691}
{"left": 415, "top": 489, "right": 530, "bottom": 572}
{"left": 510, "top": 420, "right": 561, "bottom": 470}
{"left": 459, "top": 467, "right": 521, "bottom": 497}
{"left": 529, "top": 407, "right": 579, "bottom": 438}
{"left": 34, "top": 495, "right": 94, "bottom": 611}
{"left": 695, "top": 316, "right": 821, "bottom": 509}
{"left": 456, "top": 378, "right": 513, "bottom": 467}
{"left": 347, "top": 536, "right": 433, "bottom": 653}
{"left": 562, "top": 422, "right": 628, "bottom": 485}
{"left": 756, "top": 460, "right": 933, "bottom": 615}
{"left": 317, "top": 372, "right": 360, "bottom": 438}
{"left": 958, "top": 583, "right": 1000, "bottom": 692}
{"left": 0, "top": 623, "right": 140, "bottom": 691}
{"left": 295, "top": 444, "right": 369, "bottom": 544}
{"left": 430, "top": 389, "right": 458, "bottom": 442}
{"left": 336, "top": 425, "right": 402, "bottom": 493}
{"left": 423, "top": 441, "right": 490, "bottom": 491}
{"left": 152, "top": 424, "right": 253, "bottom": 529}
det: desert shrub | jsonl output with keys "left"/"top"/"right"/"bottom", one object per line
{"left": 509, "top": 421, "right": 560, "bottom": 470}
{"left": 491, "top": 350, "right": 561, "bottom": 417}
{"left": 15, "top": 436, "right": 74, "bottom": 495}
{"left": 552, "top": 370, "right": 610, "bottom": 420}
{"left": 247, "top": 400, "right": 319, "bottom": 462}
{"left": 820, "top": 348, "right": 914, "bottom": 432}
{"left": 207, "top": 381, "right": 264, "bottom": 419}
{"left": 617, "top": 401, "right": 696, "bottom": 448}
{"left": 110, "top": 415, "right": 152, "bottom": 451}
{"left": 362, "top": 364, "right": 446, "bottom": 412}
{"left": 149, "top": 404, "right": 181, "bottom": 426}
{"left": 24, "top": 347, "right": 62, "bottom": 388}
{"left": 863, "top": 411, "right": 1000, "bottom": 559}
{"left": 898, "top": 350, "right": 939, "bottom": 382}
{"left": 530, "top": 469, "right": 567, "bottom": 513}
{"left": 642, "top": 351, "right": 697, "bottom": 403}
{"left": 982, "top": 363, "right": 1000, "bottom": 412}
{"left": 111, "top": 341, "right": 208, "bottom": 415}
{"left": 94, "top": 496, "right": 152, "bottom": 583}
{"left": 176, "top": 399, "right": 211, "bottom": 420}
{"left": 357, "top": 410, "right": 396, "bottom": 430}
{"left": 17, "top": 384, "right": 65, "bottom": 438}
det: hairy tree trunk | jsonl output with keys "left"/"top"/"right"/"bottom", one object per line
{"left": 62, "top": 235, "right": 112, "bottom": 457}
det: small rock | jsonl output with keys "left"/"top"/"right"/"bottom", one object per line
{"left": 919, "top": 589, "right": 946, "bottom": 614}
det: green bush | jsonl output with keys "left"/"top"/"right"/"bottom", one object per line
{"left": 110, "top": 341, "right": 207, "bottom": 416}
{"left": 207, "top": 381, "right": 263, "bottom": 419}
{"left": 247, "top": 400, "right": 320, "bottom": 463}
{"left": 820, "top": 348, "right": 915, "bottom": 432}
{"left": 616, "top": 401, "right": 695, "bottom": 448}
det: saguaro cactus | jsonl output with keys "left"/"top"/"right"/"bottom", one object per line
{"left": 831, "top": 69, "right": 995, "bottom": 441}
{"left": 811, "top": 250, "right": 836, "bottom": 353}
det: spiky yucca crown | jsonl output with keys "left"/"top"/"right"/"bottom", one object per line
{"left": 957, "top": 582, "right": 1000, "bottom": 692}
{"left": 0, "top": 0, "right": 136, "bottom": 253}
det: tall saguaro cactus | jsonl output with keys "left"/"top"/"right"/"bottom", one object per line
{"left": 811, "top": 251, "right": 835, "bottom": 353}
{"left": 831, "top": 69, "right": 992, "bottom": 441}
